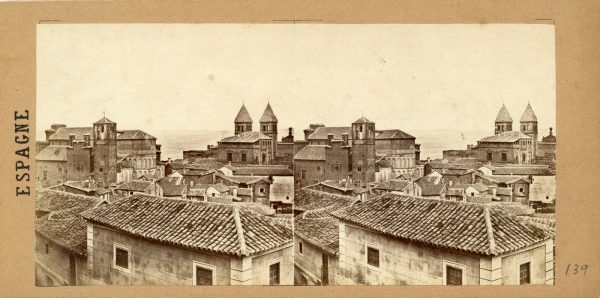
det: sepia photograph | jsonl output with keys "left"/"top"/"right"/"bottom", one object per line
{"left": 35, "top": 24, "right": 555, "bottom": 287}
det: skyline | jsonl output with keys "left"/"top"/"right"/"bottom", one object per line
{"left": 38, "top": 24, "right": 556, "bottom": 141}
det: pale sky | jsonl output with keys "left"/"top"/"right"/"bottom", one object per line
{"left": 37, "top": 24, "right": 556, "bottom": 139}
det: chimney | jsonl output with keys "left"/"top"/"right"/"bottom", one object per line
{"left": 327, "top": 134, "right": 334, "bottom": 146}
{"left": 45, "top": 129, "right": 55, "bottom": 141}
{"left": 69, "top": 134, "right": 76, "bottom": 147}
{"left": 549, "top": 127, "right": 553, "bottom": 136}
{"left": 207, "top": 145, "right": 211, "bottom": 150}
{"left": 288, "top": 127, "right": 293, "bottom": 137}
{"left": 342, "top": 133, "right": 349, "bottom": 146}
{"left": 83, "top": 134, "right": 91, "bottom": 147}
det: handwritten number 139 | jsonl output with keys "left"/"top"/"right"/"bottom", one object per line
{"left": 566, "top": 264, "right": 588, "bottom": 276}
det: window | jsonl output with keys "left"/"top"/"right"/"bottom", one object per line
{"left": 259, "top": 187, "right": 265, "bottom": 194}
{"left": 99, "top": 167, "right": 104, "bottom": 173}
{"left": 113, "top": 243, "right": 130, "bottom": 272}
{"left": 43, "top": 171, "right": 48, "bottom": 180}
{"left": 316, "top": 166, "right": 321, "bottom": 171}
{"left": 366, "top": 245, "right": 379, "bottom": 268}
{"left": 299, "top": 241, "right": 303, "bottom": 255}
{"left": 45, "top": 243, "right": 49, "bottom": 254}
{"left": 487, "top": 153, "right": 493, "bottom": 161}
{"left": 519, "top": 187, "right": 524, "bottom": 193}
{"left": 501, "top": 153, "right": 507, "bottom": 161}
{"left": 519, "top": 262, "right": 531, "bottom": 285}
{"left": 357, "top": 166, "right": 362, "bottom": 172}
{"left": 227, "top": 153, "right": 232, "bottom": 162}
{"left": 301, "top": 170, "right": 306, "bottom": 179}
{"left": 471, "top": 192, "right": 475, "bottom": 196}
{"left": 446, "top": 266, "right": 463, "bottom": 285}
{"left": 359, "top": 125, "right": 363, "bottom": 132}
{"left": 241, "top": 153, "right": 247, "bottom": 162}
{"left": 193, "top": 261, "right": 215, "bottom": 285}
{"left": 269, "top": 262, "right": 280, "bottom": 285}
{"left": 212, "top": 193, "right": 215, "bottom": 197}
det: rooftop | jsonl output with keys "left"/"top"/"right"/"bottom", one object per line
{"left": 332, "top": 194, "right": 551, "bottom": 256}
{"left": 295, "top": 217, "right": 340, "bottom": 256}
{"left": 306, "top": 126, "right": 351, "bottom": 140}
{"left": 81, "top": 194, "right": 292, "bottom": 257}
{"left": 294, "top": 145, "right": 327, "bottom": 161}
{"left": 36, "top": 145, "right": 68, "bottom": 161}
{"left": 36, "top": 189, "right": 105, "bottom": 215}
{"left": 115, "top": 180, "right": 156, "bottom": 192}
{"left": 295, "top": 188, "right": 358, "bottom": 218}
{"left": 479, "top": 131, "right": 532, "bottom": 143}
{"left": 219, "top": 131, "right": 272, "bottom": 144}
{"left": 47, "top": 127, "right": 93, "bottom": 141}
{"left": 520, "top": 103, "right": 538, "bottom": 122}
{"left": 117, "top": 130, "right": 156, "bottom": 140}
{"left": 375, "top": 129, "right": 415, "bottom": 140}
{"left": 234, "top": 104, "right": 253, "bottom": 123}
{"left": 495, "top": 104, "right": 513, "bottom": 123}
{"left": 259, "top": 103, "right": 278, "bottom": 123}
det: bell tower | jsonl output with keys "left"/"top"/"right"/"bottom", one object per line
{"left": 494, "top": 104, "right": 513, "bottom": 135}
{"left": 234, "top": 104, "right": 253, "bottom": 135}
{"left": 260, "top": 103, "right": 278, "bottom": 157}
{"left": 351, "top": 116, "right": 376, "bottom": 187}
{"left": 92, "top": 115, "right": 118, "bottom": 186}
{"left": 520, "top": 103, "right": 539, "bottom": 157}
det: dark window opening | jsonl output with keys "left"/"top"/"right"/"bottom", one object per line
{"left": 45, "top": 243, "right": 49, "bottom": 254}
{"left": 367, "top": 246, "right": 379, "bottom": 267}
{"left": 195, "top": 266, "right": 213, "bottom": 285}
{"left": 299, "top": 241, "right": 303, "bottom": 254}
{"left": 227, "top": 153, "right": 232, "bottom": 162}
{"left": 269, "top": 262, "right": 280, "bottom": 285}
{"left": 241, "top": 153, "right": 247, "bottom": 162}
{"left": 520, "top": 262, "right": 531, "bottom": 285}
{"left": 501, "top": 153, "right": 507, "bottom": 161}
{"left": 115, "top": 247, "right": 129, "bottom": 269}
{"left": 446, "top": 266, "right": 462, "bottom": 285}
{"left": 487, "top": 153, "right": 493, "bottom": 161}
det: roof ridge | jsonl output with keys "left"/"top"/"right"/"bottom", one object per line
{"left": 483, "top": 206, "right": 497, "bottom": 255}
{"left": 232, "top": 207, "right": 248, "bottom": 256}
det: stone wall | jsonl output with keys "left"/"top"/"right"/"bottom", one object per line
{"left": 337, "top": 222, "right": 481, "bottom": 285}
{"left": 37, "top": 160, "right": 67, "bottom": 188}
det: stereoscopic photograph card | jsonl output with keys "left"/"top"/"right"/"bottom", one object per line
{"left": 1, "top": 1, "right": 599, "bottom": 297}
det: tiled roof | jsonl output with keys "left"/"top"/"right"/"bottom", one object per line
{"left": 234, "top": 104, "right": 253, "bottom": 123}
{"left": 295, "top": 217, "right": 340, "bottom": 255}
{"left": 295, "top": 188, "right": 358, "bottom": 218}
{"left": 47, "top": 127, "right": 93, "bottom": 141}
{"left": 294, "top": 145, "right": 327, "bottom": 161}
{"left": 375, "top": 179, "right": 411, "bottom": 191}
{"left": 218, "top": 174, "right": 270, "bottom": 185}
{"left": 117, "top": 130, "right": 156, "bottom": 140}
{"left": 317, "top": 180, "right": 369, "bottom": 194}
{"left": 36, "top": 145, "right": 68, "bottom": 161}
{"left": 493, "top": 166, "right": 554, "bottom": 176}
{"left": 479, "top": 131, "right": 531, "bottom": 143}
{"left": 233, "top": 166, "right": 292, "bottom": 176}
{"left": 446, "top": 188, "right": 464, "bottom": 196}
{"left": 219, "top": 131, "right": 272, "bottom": 143}
{"left": 210, "top": 183, "right": 231, "bottom": 193}
{"left": 36, "top": 189, "right": 105, "bottom": 214}
{"left": 375, "top": 129, "right": 415, "bottom": 139}
{"left": 417, "top": 180, "right": 446, "bottom": 196}
{"left": 478, "top": 174, "right": 529, "bottom": 184}
{"left": 259, "top": 103, "right": 278, "bottom": 122}
{"left": 306, "top": 127, "right": 351, "bottom": 140}
{"left": 81, "top": 195, "right": 292, "bottom": 256}
{"left": 36, "top": 215, "right": 88, "bottom": 256}
{"left": 157, "top": 176, "right": 186, "bottom": 196}
{"left": 332, "top": 194, "right": 551, "bottom": 256}
{"left": 187, "top": 188, "right": 206, "bottom": 197}
{"left": 495, "top": 104, "right": 513, "bottom": 122}
{"left": 353, "top": 116, "right": 374, "bottom": 124}
{"left": 115, "top": 180, "right": 155, "bottom": 192}
{"left": 470, "top": 183, "right": 490, "bottom": 192}
{"left": 496, "top": 188, "right": 512, "bottom": 196}
{"left": 237, "top": 188, "right": 253, "bottom": 197}
{"left": 520, "top": 103, "right": 538, "bottom": 122}
{"left": 94, "top": 116, "right": 116, "bottom": 124}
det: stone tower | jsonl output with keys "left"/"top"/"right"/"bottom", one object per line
{"left": 494, "top": 104, "right": 513, "bottom": 135}
{"left": 520, "top": 103, "right": 538, "bottom": 157}
{"left": 93, "top": 115, "right": 118, "bottom": 186}
{"left": 351, "top": 116, "right": 376, "bottom": 187}
{"left": 234, "top": 104, "right": 253, "bottom": 135}
{"left": 259, "top": 103, "right": 278, "bottom": 157}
